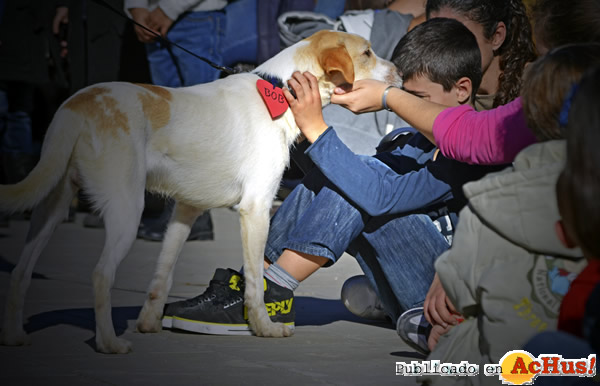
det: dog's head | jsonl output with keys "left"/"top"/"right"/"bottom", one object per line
{"left": 255, "top": 30, "right": 402, "bottom": 105}
{"left": 300, "top": 30, "right": 401, "bottom": 103}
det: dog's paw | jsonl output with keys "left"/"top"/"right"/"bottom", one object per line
{"left": 253, "top": 322, "right": 293, "bottom": 338}
{"left": 96, "top": 337, "right": 133, "bottom": 354}
{"left": 0, "top": 328, "right": 31, "bottom": 346}
{"left": 136, "top": 318, "right": 162, "bottom": 333}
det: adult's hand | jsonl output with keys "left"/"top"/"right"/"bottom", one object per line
{"left": 52, "top": 6, "right": 69, "bottom": 58}
{"left": 147, "top": 7, "right": 174, "bottom": 37}
{"left": 130, "top": 8, "right": 157, "bottom": 43}
{"left": 330, "top": 79, "right": 388, "bottom": 113}
{"left": 283, "top": 71, "right": 329, "bottom": 143}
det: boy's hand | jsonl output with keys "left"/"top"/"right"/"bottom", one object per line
{"left": 283, "top": 71, "right": 329, "bottom": 143}
{"left": 424, "top": 273, "right": 462, "bottom": 328}
{"left": 331, "top": 79, "right": 389, "bottom": 113}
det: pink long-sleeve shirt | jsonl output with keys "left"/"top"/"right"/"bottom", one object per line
{"left": 432, "top": 97, "right": 538, "bottom": 165}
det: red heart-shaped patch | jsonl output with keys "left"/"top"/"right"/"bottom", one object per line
{"left": 257, "top": 79, "right": 289, "bottom": 119}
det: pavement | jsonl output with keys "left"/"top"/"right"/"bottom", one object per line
{"left": 0, "top": 208, "right": 424, "bottom": 386}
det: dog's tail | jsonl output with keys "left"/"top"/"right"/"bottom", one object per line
{"left": 0, "top": 109, "right": 79, "bottom": 213}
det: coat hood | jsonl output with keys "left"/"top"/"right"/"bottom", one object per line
{"left": 462, "top": 140, "right": 581, "bottom": 258}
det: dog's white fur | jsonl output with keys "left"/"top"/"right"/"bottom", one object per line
{"left": 0, "top": 30, "right": 401, "bottom": 353}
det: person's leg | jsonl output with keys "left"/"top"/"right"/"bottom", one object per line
{"left": 167, "top": 11, "right": 225, "bottom": 86}
{"left": 264, "top": 167, "right": 369, "bottom": 275}
{"left": 144, "top": 42, "right": 182, "bottom": 88}
{"left": 220, "top": 0, "right": 258, "bottom": 66}
{"left": 166, "top": 166, "right": 370, "bottom": 333}
{"left": 348, "top": 214, "right": 451, "bottom": 322}
{"left": 1, "top": 82, "right": 35, "bottom": 184}
{"left": 313, "top": 0, "right": 347, "bottom": 20}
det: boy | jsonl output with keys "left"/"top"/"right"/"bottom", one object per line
{"left": 164, "top": 18, "right": 505, "bottom": 335}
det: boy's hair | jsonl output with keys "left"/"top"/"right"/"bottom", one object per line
{"left": 556, "top": 65, "right": 600, "bottom": 258}
{"left": 391, "top": 18, "right": 482, "bottom": 102}
{"left": 426, "top": 0, "right": 536, "bottom": 107}
{"left": 521, "top": 43, "right": 600, "bottom": 141}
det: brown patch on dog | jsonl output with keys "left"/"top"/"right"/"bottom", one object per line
{"left": 64, "top": 86, "right": 110, "bottom": 113}
{"left": 64, "top": 87, "right": 130, "bottom": 136}
{"left": 136, "top": 83, "right": 173, "bottom": 101}
{"left": 319, "top": 46, "right": 355, "bottom": 86}
{"left": 137, "top": 91, "right": 171, "bottom": 131}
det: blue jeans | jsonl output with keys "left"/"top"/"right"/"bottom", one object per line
{"left": 265, "top": 166, "right": 450, "bottom": 321}
{"left": 145, "top": 0, "right": 258, "bottom": 87}
{"left": 0, "top": 85, "right": 34, "bottom": 155}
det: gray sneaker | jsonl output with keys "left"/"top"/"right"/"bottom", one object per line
{"left": 396, "top": 307, "right": 431, "bottom": 355}
{"left": 340, "top": 275, "right": 386, "bottom": 320}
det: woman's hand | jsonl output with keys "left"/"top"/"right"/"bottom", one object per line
{"left": 330, "top": 79, "right": 389, "bottom": 113}
{"left": 283, "top": 71, "right": 329, "bottom": 143}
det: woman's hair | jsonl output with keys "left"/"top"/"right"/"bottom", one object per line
{"left": 425, "top": 0, "right": 537, "bottom": 107}
{"left": 556, "top": 66, "right": 600, "bottom": 257}
{"left": 521, "top": 44, "right": 600, "bottom": 141}
{"left": 531, "top": 0, "right": 600, "bottom": 51}
{"left": 392, "top": 18, "right": 482, "bottom": 101}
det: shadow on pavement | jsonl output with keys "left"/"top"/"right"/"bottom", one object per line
{"left": 20, "top": 296, "right": 392, "bottom": 337}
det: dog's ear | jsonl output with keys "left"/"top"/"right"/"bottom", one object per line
{"left": 319, "top": 46, "right": 355, "bottom": 86}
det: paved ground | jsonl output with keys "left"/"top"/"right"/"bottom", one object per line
{"left": 0, "top": 208, "right": 424, "bottom": 386}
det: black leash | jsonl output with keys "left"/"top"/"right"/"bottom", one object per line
{"left": 90, "top": 0, "right": 237, "bottom": 75}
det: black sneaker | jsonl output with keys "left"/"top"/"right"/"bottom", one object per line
{"left": 162, "top": 268, "right": 243, "bottom": 328}
{"left": 170, "top": 270, "right": 295, "bottom": 335}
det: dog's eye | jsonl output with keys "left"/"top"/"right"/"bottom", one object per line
{"left": 364, "top": 49, "right": 372, "bottom": 57}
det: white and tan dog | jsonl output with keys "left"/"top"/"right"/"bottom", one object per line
{"left": 0, "top": 30, "right": 400, "bottom": 353}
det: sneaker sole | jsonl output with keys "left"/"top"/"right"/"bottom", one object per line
{"left": 171, "top": 316, "right": 295, "bottom": 335}
{"left": 162, "top": 316, "right": 173, "bottom": 329}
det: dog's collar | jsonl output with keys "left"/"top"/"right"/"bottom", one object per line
{"left": 255, "top": 73, "right": 290, "bottom": 119}
{"left": 255, "top": 73, "right": 285, "bottom": 89}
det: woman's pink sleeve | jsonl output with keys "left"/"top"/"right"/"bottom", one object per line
{"left": 432, "top": 97, "right": 538, "bottom": 165}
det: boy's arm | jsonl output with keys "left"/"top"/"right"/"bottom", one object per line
{"left": 285, "top": 71, "right": 453, "bottom": 217}
{"left": 305, "top": 128, "right": 452, "bottom": 217}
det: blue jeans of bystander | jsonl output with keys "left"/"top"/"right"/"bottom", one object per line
{"left": 145, "top": 0, "right": 258, "bottom": 87}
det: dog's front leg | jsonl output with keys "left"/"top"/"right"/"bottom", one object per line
{"left": 137, "top": 202, "right": 203, "bottom": 333}
{"left": 239, "top": 201, "right": 293, "bottom": 338}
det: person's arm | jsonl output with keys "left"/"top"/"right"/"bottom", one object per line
{"left": 329, "top": 79, "right": 444, "bottom": 144}
{"left": 157, "top": 0, "right": 208, "bottom": 21}
{"left": 284, "top": 72, "right": 453, "bottom": 216}
{"left": 433, "top": 97, "right": 537, "bottom": 165}
{"left": 330, "top": 80, "right": 537, "bottom": 165}
{"left": 305, "top": 128, "right": 453, "bottom": 216}
{"left": 125, "top": 0, "right": 157, "bottom": 43}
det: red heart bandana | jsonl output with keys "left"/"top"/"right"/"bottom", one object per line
{"left": 257, "top": 79, "right": 289, "bottom": 119}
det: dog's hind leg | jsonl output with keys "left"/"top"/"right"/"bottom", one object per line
{"left": 91, "top": 184, "right": 145, "bottom": 354}
{"left": 137, "top": 202, "right": 203, "bottom": 333}
{"left": 0, "top": 174, "right": 77, "bottom": 346}
{"left": 239, "top": 199, "right": 293, "bottom": 338}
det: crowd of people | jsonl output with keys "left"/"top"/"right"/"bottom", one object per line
{"left": 1, "top": 0, "right": 598, "bottom": 384}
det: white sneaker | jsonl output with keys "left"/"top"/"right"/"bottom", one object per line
{"left": 341, "top": 275, "right": 387, "bottom": 320}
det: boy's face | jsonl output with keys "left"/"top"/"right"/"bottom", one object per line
{"left": 402, "top": 75, "right": 463, "bottom": 107}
